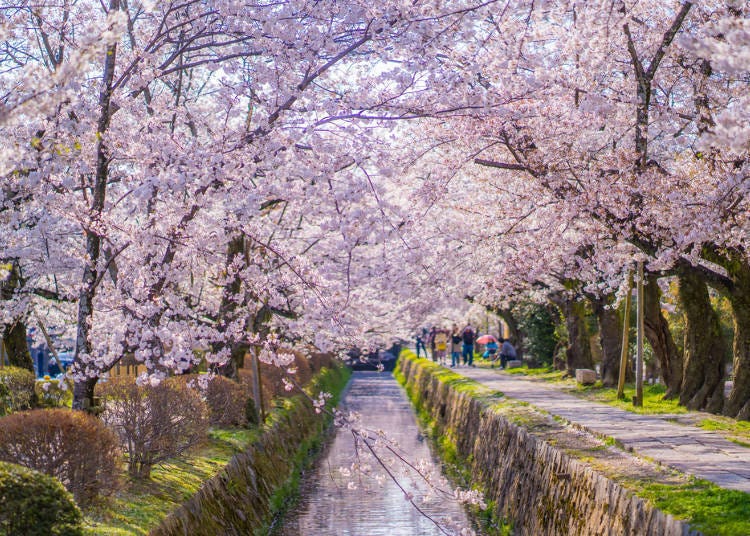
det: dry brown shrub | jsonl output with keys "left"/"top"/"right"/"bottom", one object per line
{"left": 99, "top": 376, "right": 208, "bottom": 478}
{"left": 0, "top": 408, "right": 120, "bottom": 506}
{"left": 308, "top": 352, "right": 336, "bottom": 373}
{"left": 203, "top": 375, "right": 249, "bottom": 426}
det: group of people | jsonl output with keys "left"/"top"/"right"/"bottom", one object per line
{"left": 416, "top": 323, "right": 516, "bottom": 368}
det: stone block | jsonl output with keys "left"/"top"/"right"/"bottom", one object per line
{"left": 506, "top": 360, "right": 523, "bottom": 369}
{"left": 576, "top": 368, "right": 597, "bottom": 385}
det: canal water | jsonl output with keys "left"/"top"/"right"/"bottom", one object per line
{"left": 278, "top": 371, "right": 476, "bottom": 535}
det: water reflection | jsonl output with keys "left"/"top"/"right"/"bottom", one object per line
{"left": 278, "top": 371, "right": 474, "bottom": 535}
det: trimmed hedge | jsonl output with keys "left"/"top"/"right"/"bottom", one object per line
{"left": 0, "top": 461, "right": 83, "bottom": 536}
{"left": 0, "top": 409, "right": 120, "bottom": 506}
{"left": 0, "top": 366, "right": 36, "bottom": 415}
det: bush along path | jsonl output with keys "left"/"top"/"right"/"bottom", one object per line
{"left": 397, "top": 350, "right": 750, "bottom": 536}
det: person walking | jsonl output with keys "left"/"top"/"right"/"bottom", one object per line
{"left": 434, "top": 328, "right": 449, "bottom": 366}
{"left": 450, "top": 324, "right": 462, "bottom": 367}
{"left": 415, "top": 328, "right": 427, "bottom": 359}
{"left": 499, "top": 337, "right": 517, "bottom": 369}
{"left": 428, "top": 326, "right": 438, "bottom": 362}
{"left": 461, "top": 323, "right": 475, "bottom": 367}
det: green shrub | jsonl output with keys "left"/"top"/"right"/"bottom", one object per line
{"left": 35, "top": 378, "right": 73, "bottom": 408}
{"left": 100, "top": 377, "right": 208, "bottom": 478}
{"left": 0, "top": 461, "right": 83, "bottom": 536}
{"left": 0, "top": 409, "right": 120, "bottom": 506}
{"left": 516, "top": 303, "right": 559, "bottom": 366}
{"left": 0, "top": 366, "right": 36, "bottom": 415}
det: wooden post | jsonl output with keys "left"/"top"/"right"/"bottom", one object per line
{"left": 250, "top": 346, "right": 264, "bottom": 421}
{"left": 617, "top": 271, "right": 633, "bottom": 400}
{"left": 634, "top": 262, "right": 644, "bottom": 407}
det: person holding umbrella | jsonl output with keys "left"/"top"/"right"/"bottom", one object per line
{"left": 477, "top": 334, "right": 499, "bottom": 360}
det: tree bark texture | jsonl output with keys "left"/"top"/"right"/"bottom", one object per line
{"left": 0, "top": 261, "right": 34, "bottom": 372}
{"left": 678, "top": 269, "right": 725, "bottom": 413}
{"left": 556, "top": 297, "right": 593, "bottom": 376}
{"left": 723, "top": 260, "right": 750, "bottom": 419}
{"left": 2, "top": 321, "right": 33, "bottom": 372}
{"left": 643, "top": 273, "right": 683, "bottom": 398}
{"left": 72, "top": 5, "right": 119, "bottom": 410}
{"left": 215, "top": 235, "right": 247, "bottom": 380}
{"left": 589, "top": 296, "right": 623, "bottom": 387}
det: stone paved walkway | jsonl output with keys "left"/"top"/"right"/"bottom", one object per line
{"left": 456, "top": 367, "right": 750, "bottom": 493}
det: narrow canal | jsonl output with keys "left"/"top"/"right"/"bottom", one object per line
{"left": 278, "top": 371, "right": 476, "bottom": 535}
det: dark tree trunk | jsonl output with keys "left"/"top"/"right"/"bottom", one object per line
{"left": 589, "top": 295, "right": 622, "bottom": 387}
{"left": 552, "top": 296, "right": 593, "bottom": 376}
{"left": 496, "top": 306, "right": 525, "bottom": 362}
{"left": 678, "top": 269, "right": 725, "bottom": 413}
{"left": 3, "top": 320, "right": 33, "bottom": 372}
{"left": 0, "top": 261, "right": 34, "bottom": 372}
{"left": 723, "top": 264, "right": 750, "bottom": 420}
{"left": 643, "top": 273, "right": 683, "bottom": 398}
{"left": 696, "top": 247, "right": 750, "bottom": 419}
{"left": 726, "top": 295, "right": 750, "bottom": 419}
{"left": 214, "top": 235, "right": 247, "bottom": 381}
{"left": 72, "top": 8, "right": 119, "bottom": 410}
{"left": 72, "top": 376, "right": 98, "bottom": 412}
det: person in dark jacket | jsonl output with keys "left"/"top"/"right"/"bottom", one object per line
{"left": 461, "top": 324, "right": 475, "bottom": 366}
{"left": 499, "top": 337, "right": 517, "bottom": 369}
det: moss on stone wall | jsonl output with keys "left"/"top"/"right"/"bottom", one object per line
{"left": 396, "top": 353, "right": 697, "bottom": 536}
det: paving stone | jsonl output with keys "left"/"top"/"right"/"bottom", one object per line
{"left": 457, "top": 367, "right": 750, "bottom": 493}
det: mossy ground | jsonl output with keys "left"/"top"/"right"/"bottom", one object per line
{"left": 400, "top": 351, "right": 750, "bottom": 536}
{"left": 84, "top": 428, "right": 250, "bottom": 535}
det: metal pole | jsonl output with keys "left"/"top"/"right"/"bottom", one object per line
{"left": 634, "top": 262, "right": 644, "bottom": 407}
{"left": 616, "top": 271, "right": 633, "bottom": 400}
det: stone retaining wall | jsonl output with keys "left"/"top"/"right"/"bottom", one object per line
{"left": 150, "top": 365, "right": 348, "bottom": 536}
{"left": 397, "top": 356, "right": 698, "bottom": 536}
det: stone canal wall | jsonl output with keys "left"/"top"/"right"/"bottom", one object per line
{"left": 397, "top": 355, "right": 696, "bottom": 536}
{"left": 150, "top": 365, "right": 349, "bottom": 536}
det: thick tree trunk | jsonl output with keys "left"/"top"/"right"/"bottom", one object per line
{"left": 643, "top": 273, "right": 682, "bottom": 398}
{"left": 214, "top": 235, "right": 247, "bottom": 381}
{"left": 2, "top": 320, "right": 33, "bottom": 372}
{"left": 724, "top": 268, "right": 750, "bottom": 419}
{"left": 0, "top": 261, "right": 34, "bottom": 372}
{"left": 72, "top": 376, "right": 98, "bottom": 412}
{"left": 589, "top": 296, "right": 622, "bottom": 387}
{"left": 554, "top": 296, "right": 593, "bottom": 376}
{"left": 678, "top": 270, "right": 725, "bottom": 413}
